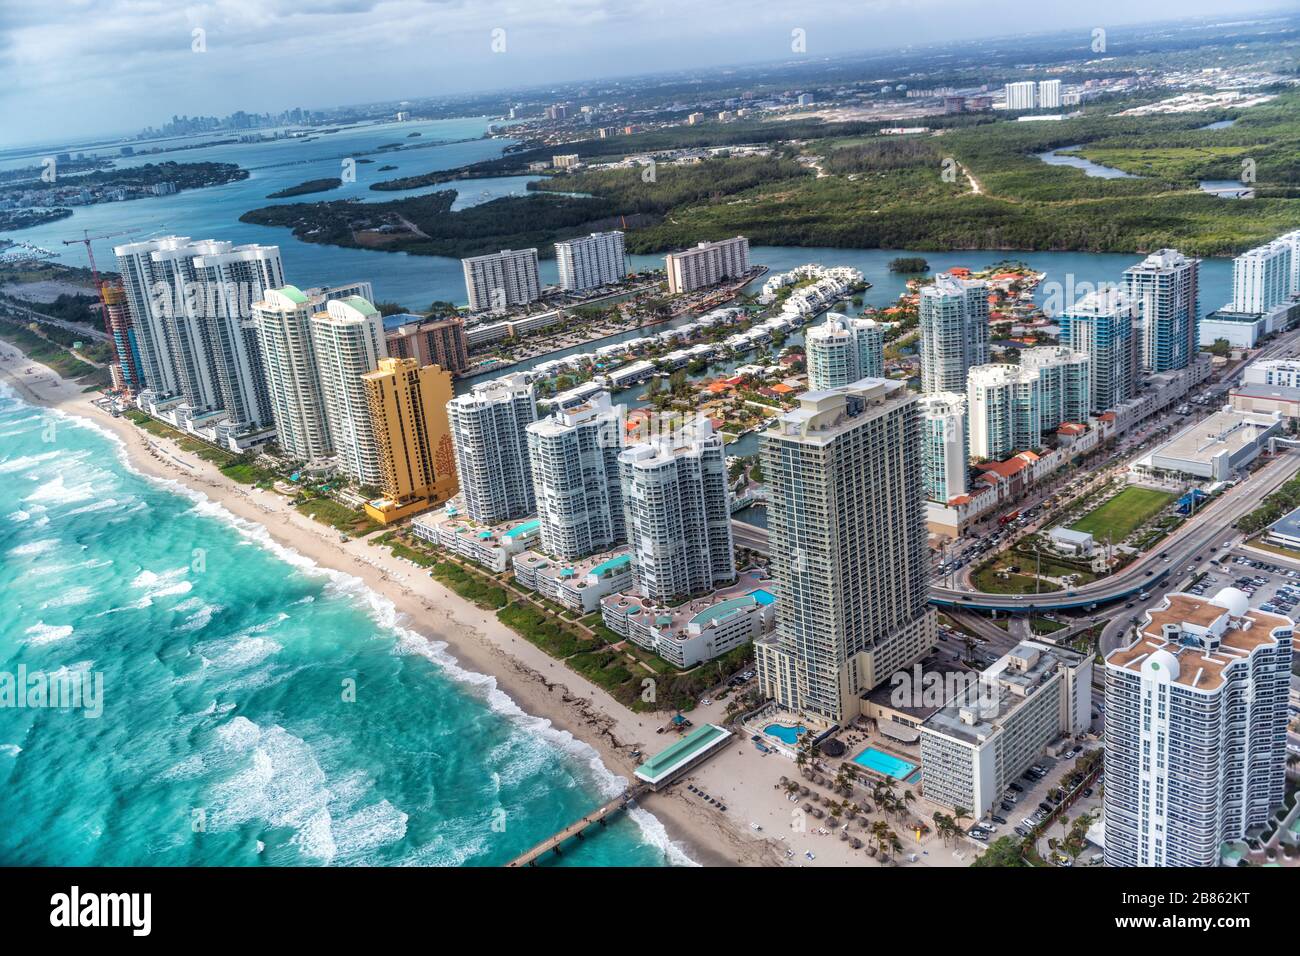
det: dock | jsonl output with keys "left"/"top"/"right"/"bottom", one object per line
{"left": 506, "top": 783, "right": 649, "bottom": 867}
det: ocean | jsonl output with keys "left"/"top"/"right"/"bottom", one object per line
{"left": 0, "top": 384, "right": 684, "bottom": 865}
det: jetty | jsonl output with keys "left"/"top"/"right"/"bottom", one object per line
{"left": 506, "top": 783, "right": 650, "bottom": 867}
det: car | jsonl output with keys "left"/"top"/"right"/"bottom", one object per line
{"left": 969, "top": 831, "right": 989, "bottom": 842}
{"left": 1009, "top": 782, "right": 1024, "bottom": 792}
{"left": 1000, "top": 802, "right": 1014, "bottom": 812}
{"left": 1039, "top": 801, "right": 1053, "bottom": 812}
{"left": 1014, "top": 825, "right": 1030, "bottom": 837}
{"left": 991, "top": 815, "right": 1007, "bottom": 825}
{"left": 1082, "top": 787, "right": 1094, "bottom": 798}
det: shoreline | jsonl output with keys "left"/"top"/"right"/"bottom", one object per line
{"left": 0, "top": 345, "right": 783, "bottom": 869}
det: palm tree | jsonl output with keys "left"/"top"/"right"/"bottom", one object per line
{"left": 954, "top": 806, "right": 971, "bottom": 832}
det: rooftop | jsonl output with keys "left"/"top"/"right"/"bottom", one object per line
{"left": 635, "top": 723, "right": 732, "bottom": 785}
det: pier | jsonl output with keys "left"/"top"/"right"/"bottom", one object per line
{"left": 506, "top": 784, "right": 649, "bottom": 867}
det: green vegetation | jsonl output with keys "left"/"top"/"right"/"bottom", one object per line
{"left": 972, "top": 836, "right": 1034, "bottom": 867}
{"left": 889, "top": 256, "right": 930, "bottom": 273}
{"left": 295, "top": 497, "right": 379, "bottom": 536}
{"left": 1030, "top": 616, "right": 1067, "bottom": 635}
{"left": 266, "top": 178, "right": 343, "bottom": 199}
{"left": 497, "top": 602, "right": 597, "bottom": 658}
{"left": 1238, "top": 471, "right": 1300, "bottom": 535}
{"left": 430, "top": 561, "right": 509, "bottom": 609}
{"left": 0, "top": 319, "right": 102, "bottom": 382}
{"left": 1071, "top": 486, "right": 1178, "bottom": 541}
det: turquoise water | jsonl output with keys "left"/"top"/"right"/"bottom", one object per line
{"left": 748, "top": 589, "right": 776, "bottom": 606}
{"left": 852, "top": 747, "right": 917, "bottom": 780}
{"left": 763, "top": 724, "right": 806, "bottom": 746}
{"left": 0, "top": 386, "right": 683, "bottom": 866}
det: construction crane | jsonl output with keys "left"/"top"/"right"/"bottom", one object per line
{"left": 61, "top": 228, "right": 134, "bottom": 347}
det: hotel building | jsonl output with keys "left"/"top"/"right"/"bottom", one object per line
{"left": 1231, "top": 239, "right": 1293, "bottom": 315}
{"left": 310, "top": 296, "right": 388, "bottom": 486}
{"left": 361, "top": 358, "right": 458, "bottom": 524}
{"left": 1003, "top": 81, "right": 1037, "bottom": 110}
{"left": 618, "top": 418, "right": 735, "bottom": 604}
{"left": 384, "top": 314, "right": 470, "bottom": 374}
{"left": 965, "top": 364, "right": 1042, "bottom": 461}
{"left": 527, "top": 391, "right": 627, "bottom": 561}
{"left": 447, "top": 373, "right": 538, "bottom": 524}
{"left": 917, "top": 392, "right": 968, "bottom": 504}
{"left": 919, "top": 273, "right": 989, "bottom": 394}
{"left": 555, "top": 231, "right": 626, "bottom": 292}
{"left": 664, "top": 237, "right": 750, "bottom": 294}
{"left": 1104, "top": 588, "right": 1292, "bottom": 867}
{"left": 755, "top": 379, "right": 936, "bottom": 724}
{"left": 1057, "top": 287, "right": 1138, "bottom": 413}
{"left": 1037, "top": 79, "right": 1061, "bottom": 109}
{"left": 461, "top": 248, "right": 542, "bottom": 313}
{"left": 919, "top": 641, "right": 1092, "bottom": 818}
{"left": 252, "top": 286, "right": 334, "bottom": 463}
{"left": 805, "top": 313, "right": 885, "bottom": 390}
{"left": 1019, "top": 346, "right": 1091, "bottom": 430}
{"left": 1125, "top": 249, "right": 1200, "bottom": 374}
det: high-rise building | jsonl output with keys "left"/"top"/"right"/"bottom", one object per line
{"left": 100, "top": 281, "right": 143, "bottom": 398}
{"left": 920, "top": 273, "right": 989, "bottom": 394}
{"left": 1019, "top": 346, "right": 1091, "bottom": 430}
{"left": 1278, "top": 229, "right": 1300, "bottom": 298}
{"left": 310, "top": 296, "right": 388, "bottom": 486}
{"left": 114, "top": 236, "right": 284, "bottom": 434}
{"left": 618, "top": 418, "right": 734, "bottom": 603}
{"left": 1004, "top": 81, "right": 1037, "bottom": 110}
{"left": 555, "top": 231, "right": 626, "bottom": 292}
{"left": 805, "top": 313, "right": 885, "bottom": 390}
{"left": 1037, "top": 79, "right": 1061, "bottom": 109}
{"left": 1058, "top": 287, "right": 1138, "bottom": 413}
{"left": 1125, "top": 249, "right": 1200, "bottom": 374}
{"left": 252, "top": 286, "right": 333, "bottom": 463}
{"left": 1231, "top": 239, "right": 1293, "bottom": 315}
{"left": 755, "top": 379, "right": 936, "bottom": 723}
{"left": 1104, "top": 588, "right": 1292, "bottom": 867}
{"left": 917, "top": 392, "right": 968, "bottom": 504}
{"left": 384, "top": 314, "right": 470, "bottom": 374}
{"left": 966, "top": 364, "right": 1041, "bottom": 461}
{"left": 447, "top": 373, "right": 538, "bottom": 524}
{"left": 527, "top": 391, "right": 626, "bottom": 561}
{"left": 361, "top": 357, "right": 458, "bottom": 523}
{"left": 664, "top": 237, "right": 750, "bottom": 294}
{"left": 461, "top": 248, "right": 542, "bottom": 313}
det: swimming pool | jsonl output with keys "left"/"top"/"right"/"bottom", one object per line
{"left": 763, "top": 723, "right": 807, "bottom": 746}
{"left": 748, "top": 588, "right": 777, "bottom": 606}
{"left": 852, "top": 747, "right": 918, "bottom": 780}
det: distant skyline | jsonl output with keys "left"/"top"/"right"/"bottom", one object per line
{"left": 2, "top": 0, "right": 1296, "bottom": 148}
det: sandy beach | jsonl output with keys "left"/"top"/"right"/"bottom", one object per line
{"left": 0, "top": 342, "right": 790, "bottom": 868}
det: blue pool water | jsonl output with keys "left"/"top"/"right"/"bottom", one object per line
{"left": 748, "top": 589, "right": 777, "bottom": 606}
{"left": 763, "top": 723, "right": 807, "bottom": 745}
{"left": 852, "top": 747, "right": 918, "bottom": 780}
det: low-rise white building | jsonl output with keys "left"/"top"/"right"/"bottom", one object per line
{"left": 512, "top": 548, "right": 634, "bottom": 613}
{"left": 1130, "top": 407, "right": 1282, "bottom": 482}
{"left": 412, "top": 503, "right": 541, "bottom": 573}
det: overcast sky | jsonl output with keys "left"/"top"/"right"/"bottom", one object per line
{"left": 1, "top": 0, "right": 1293, "bottom": 147}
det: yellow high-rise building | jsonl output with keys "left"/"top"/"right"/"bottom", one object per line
{"left": 361, "top": 357, "right": 458, "bottom": 524}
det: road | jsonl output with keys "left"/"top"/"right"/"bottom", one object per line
{"left": 0, "top": 296, "right": 109, "bottom": 343}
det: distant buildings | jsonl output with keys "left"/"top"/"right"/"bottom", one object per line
{"left": 755, "top": 379, "right": 935, "bottom": 724}
{"left": 918, "top": 392, "right": 968, "bottom": 504}
{"left": 555, "top": 230, "right": 626, "bottom": 292}
{"left": 805, "top": 313, "right": 884, "bottom": 390}
{"left": 919, "top": 273, "right": 990, "bottom": 394}
{"left": 1003, "top": 81, "right": 1036, "bottom": 110}
{"left": 1037, "top": 79, "right": 1061, "bottom": 109}
{"left": 252, "top": 286, "right": 333, "bottom": 463}
{"left": 447, "top": 373, "right": 538, "bottom": 524}
{"left": 360, "top": 357, "right": 457, "bottom": 524}
{"left": 619, "top": 419, "right": 735, "bottom": 603}
{"left": 527, "top": 391, "right": 627, "bottom": 561}
{"left": 310, "top": 296, "right": 388, "bottom": 486}
{"left": 1125, "top": 249, "right": 1200, "bottom": 374}
{"left": 552, "top": 153, "right": 580, "bottom": 169}
{"left": 1058, "top": 287, "right": 1138, "bottom": 413}
{"left": 462, "top": 248, "right": 542, "bottom": 312}
{"left": 1104, "top": 588, "right": 1292, "bottom": 866}
{"left": 1232, "top": 238, "right": 1293, "bottom": 315}
{"left": 384, "top": 314, "right": 470, "bottom": 374}
{"left": 664, "top": 237, "right": 750, "bottom": 294}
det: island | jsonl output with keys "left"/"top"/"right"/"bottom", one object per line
{"left": 266, "top": 178, "right": 344, "bottom": 199}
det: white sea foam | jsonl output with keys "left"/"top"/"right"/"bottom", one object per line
{"left": 0, "top": 451, "right": 60, "bottom": 474}
{"left": 8, "top": 538, "right": 57, "bottom": 557}
{"left": 65, "top": 498, "right": 119, "bottom": 517}
{"left": 202, "top": 635, "right": 282, "bottom": 669}
{"left": 6, "top": 509, "right": 30, "bottom": 523}
{"left": 23, "top": 474, "right": 97, "bottom": 506}
{"left": 0, "top": 744, "right": 21, "bottom": 758}
{"left": 23, "top": 621, "right": 74, "bottom": 646}
{"left": 41, "top": 585, "right": 97, "bottom": 609}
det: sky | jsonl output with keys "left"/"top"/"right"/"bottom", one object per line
{"left": 1, "top": 0, "right": 1295, "bottom": 147}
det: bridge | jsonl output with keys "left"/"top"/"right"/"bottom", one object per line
{"left": 731, "top": 450, "right": 1300, "bottom": 615}
{"left": 505, "top": 783, "right": 649, "bottom": 867}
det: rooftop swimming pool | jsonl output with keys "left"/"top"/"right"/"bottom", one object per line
{"left": 763, "top": 723, "right": 807, "bottom": 746}
{"left": 748, "top": 588, "right": 777, "bottom": 606}
{"left": 852, "top": 747, "right": 918, "bottom": 781}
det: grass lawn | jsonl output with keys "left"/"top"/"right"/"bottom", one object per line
{"left": 971, "top": 565, "right": 1059, "bottom": 595}
{"left": 1031, "top": 616, "right": 1067, "bottom": 635}
{"left": 296, "top": 497, "right": 379, "bottom": 536}
{"left": 1070, "top": 486, "right": 1177, "bottom": 541}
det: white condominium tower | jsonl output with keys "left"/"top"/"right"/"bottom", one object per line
{"left": 1019, "top": 346, "right": 1090, "bottom": 430}
{"left": 1037, "top": 79, "right": 1061, "bottom": 109}
{"left": 917, "top": 392, "right": 968, "bottom": 504}
{"left": 447, "top": 373, "right": 538, "bottom": 523}
{"left": 755, "top": 379, "right": 936, "bottom": 723}
{"left": 1125, "top": 249, "right": 1200, "bottom": 374}
{"left": 919, "top": 273, "right": 989, "bottom": 394}
{"left": 555, "top": 231, "right": 626, "bottom": 292}
{"left": 805, "top": 313, "right": 885, "bottom": 390}
{"left": 1231, "top": 238, "right": 1293, "bottom": 315}
{"left": 966, "top": 364, "right": 1041, "bottom": 461}
{"left": 1104, "top": 588, "right": 1292, "bottom": 867}
{"left": 461, "top": 248, "right": 542, "bottom": 312}
{"left": 1004, "top": 81, "right": 1036, "bottom": 110}
{"left": 1280, "top": 229, "right": 1300, "bottom": 297}
{"left": 527, "top": 391, "right": 626, "bottom": 561}
{"left": 618, "top": 418, "right": 734, "bottom": 603}
{"left": 664, "top": 237, "right": 750, "bottom": 294}
{"left": 252, "top": 286, "right": 333, "bottom": 462}
{"left": 310, "top": 296, "right": 388, "bottom": 486}
{"left": 114, "top": 236, "right": 284, "bottom": 434}
{"left": 1057, "top": 286, "right": 1138, "bottom": 413}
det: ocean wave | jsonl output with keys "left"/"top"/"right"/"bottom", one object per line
{"left": 23, "top": 622, "right": 74, "bottom": 646}
{"left": 200, "top": 635, "right": 282, "bottom": 669}
{"left": 0, "top": 450, "right": 60, "bottom": 474}
{"left": 6, "top": 509, "right": 30, "bottom": 523}
{"left": 23, "top": 474, "right": 97, "bottom": 507}
{"left": 41, "top": 585, "right": 97, "bottom": 609}
{"left": 0, "top": 744, "right": 21, "bottom": 758}
{"left": 7, "top": 538, "right": 58, "bottom": 557}
{"left": 65, "top": 498, "right": 120, "bottom": 517}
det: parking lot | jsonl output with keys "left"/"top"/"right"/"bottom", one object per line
{"left": 1189, "top": 550, "right": 1300, "bottom": 616}
{"left": 967, "top": 742, "right": 1100, "bottom": 857}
